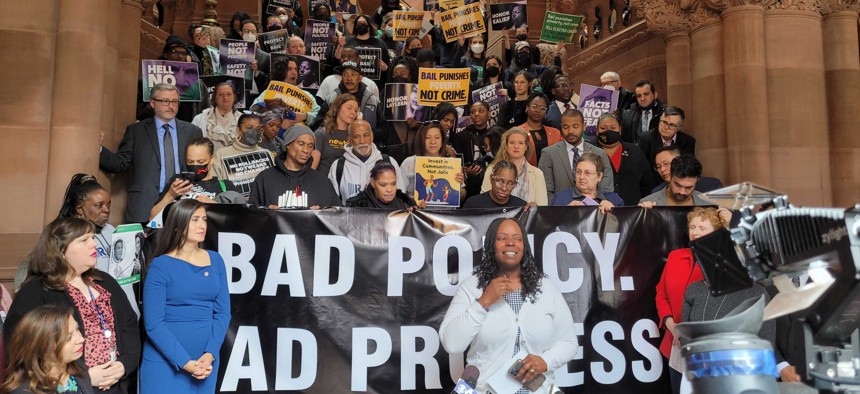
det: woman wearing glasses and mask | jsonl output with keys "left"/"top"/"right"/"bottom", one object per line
{"left": 480, "top": 127, "right": 548, "bottom": 206}
{"left": 209, "top": 113, "right": 275, "bottom": 197}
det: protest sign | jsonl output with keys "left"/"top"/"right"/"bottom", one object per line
{"left": 439, "top": 0, "right": 464, "bottom": 10}
{"left": 141, "top": 60, "right": 202, "bottom": 101}
{"left": 331, "top": 0, "right": 356, "bottom": 17}
{"left": 490, "top": 3, "right": 527, "bottom": 31}
{"left": 414, "top": 156, "right": 462, "bottom": 207}
{"left": 206, "top": 46, "right": 221, "bottom": 74}
{"left": 385, "top": 83, "right": 418, "bottom": 121}
{"left": 418, "top": 68, "right": 470, "bottom": 106}
{"left": 392, "top": 11, "right": 425, "bottom": 40}
{"left": 438, "top": 3, "right": 486, "bottom": 43}
{"left": 540, "top": 11, "right": 584, "bottom": 43}
{"left": 108, "top": 223, "right": 144, "bottom": 317}
{"left": 305, "top": 19, "right": 336, "bottom": 60}
{"left": 258, "top": 29, "right": 289, "bottom": 54}
{"left": 471, "top": 82, "right": 506, "bottom": 128}
{"left": 294, "top": 55, "right": 321, "bottom": 90}
{"left": 261, "top": 81, "right": 316, "bottom": 113}
{"left": 356, "top": 47, "right": 382, "bottom": 80}
{"left": 579, "top": 83, "right": 620, "bottom": 142}
{"left": 217, "top": 150, "right": 275, "bottom": 196}
{"left": 267, "top": 0, "right": 294, "bottom": 15}
{"left": 219, "top": 39, "right": 255, "bottom": 88}
{"left": 200, "top": 75, "right": 247, "bottom": 108}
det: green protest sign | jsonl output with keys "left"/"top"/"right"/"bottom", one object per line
{"left": 539, "top": 11, "right": 584, "bottom": 43}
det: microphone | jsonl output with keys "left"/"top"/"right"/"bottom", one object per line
{"left": 451, "top": 365, "right": 480, "bottom": 394}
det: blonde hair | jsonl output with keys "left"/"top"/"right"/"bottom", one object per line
{"left": 493, "top": 127, "right": 533, "bottom": 165}
{"left": 687, "top": 207, "right": 727, "bottom": 229}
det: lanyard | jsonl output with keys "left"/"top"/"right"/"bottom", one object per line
{"left": 86, "top": 285, "right": 112, "bottom": 339}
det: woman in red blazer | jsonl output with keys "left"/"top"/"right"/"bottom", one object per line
{"left": 655, "top": 207, "right": 728, "bottom": 394}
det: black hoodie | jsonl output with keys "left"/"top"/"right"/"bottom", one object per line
{"left": 248, "top": 151, "right": 341, "bottom": 208}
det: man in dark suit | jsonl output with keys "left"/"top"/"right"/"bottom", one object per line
{"left": 600, "top": 71, "right": 635, "bottom": 115}
{"left": 620, "top": 80, "right": 664, "bottom": 143}
{"left": 100, "top": 83, "right": 203, "bottom": 223}
{"left": 546, "top": 75, "right": 577, "bottom": 131}
{"left": 637, "top": 106, "right": 696, "bottom": 173}
{"left": 538, "top": 109, "right": 613, "bottom": 203}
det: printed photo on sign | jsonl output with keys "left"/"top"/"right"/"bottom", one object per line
{"left": 258, "top": 29, "right": 290, "bottom": 54}
{"left": 220, "top": 151, "right": 276, "bottom": 197}
{"left": 262, "top": 81, "right": 316, "bottom": 113}
{"left": 391, "top": 11, "right": 425, "bottom": 41}
{"left": 417, "top": 67, "right": 470, "bottom": 106}
{"left": 384, "top": 83, "right": 430, "bottom": 122}
{"left": 108, "top": 224, "right": 144, "bottom": 285}
{"left": 540, "top": 11, "right": 584, "bottom": 43}
{"left": 219, "top": 39, "right": 256, "bottom": 86}
{"left": 471, "top": 82, "right": 506, "bottom": 128}
{"left": 330, "top": 0, "right": 356, "bottom": 15}
{"left": 578, "top": 83, "right": 620, "bottom": 141}
{"left": 414, "top": 156, "right": 462, "bottom": 207}
{"left": 200, "top": 75, "right": 247, "bottom": 108}
{"left": 305, "top": 19, "right": 336, "bottom": 61}
{"left": 294, "top": 55, "right": 321, "bottom": 90}
{"left": 438, "top": 2, "right": 486, "bottom": 42}
{"left": 141, "top": 60, "right": 202, "bottom": 101}
{"left": 356, "top": 47, "right": 382, "bottom": 80}
{"left": 489, "top": 3, "right": 527, "bottom": 31}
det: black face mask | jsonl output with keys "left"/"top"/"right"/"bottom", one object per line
{"left": 598, "top": 131, "right": 622, "bottom": 145}
{"left": 315, "top": 14, "right": 330, "bottom": 21}
{"left": 409, "top": 48, "right": 421, "bottom": 58}
{"left": 517, "top": 52, "right": 531, "bottom": 66}
{"left": 517, "top": 34, "right": 528, "bottom": 41}
{"left": 485, "top": 66, "right": 500, "bottom": 78}
{"left": 186, "top": 165, "right": 209, "bottom": 181}
{"left": 354, "top": 23, "right": 370, "bottom": 36}
{"left": 391, "top": 76, "right": 409, "bottom": 83}
{"left": 267, "top": 24, "right": 283, "bottom": 32}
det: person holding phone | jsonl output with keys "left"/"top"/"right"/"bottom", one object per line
{"left": 440, "top": 218, "right": 578, "bottom": 393}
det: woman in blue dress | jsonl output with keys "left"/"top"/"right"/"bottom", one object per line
{"left": 140, "top": 199, "right": 231, "bottom": 393}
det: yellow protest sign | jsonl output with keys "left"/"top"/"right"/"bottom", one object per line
{"left": 417, "top": 68, "right": 470, "bottom": 106}
{"left": 392, "top": 11, "right": 425, "bottom": 41}
{"left": 438, "top": 3, "right": 486, "bottom": 43}
{"left": 439, "top": 0, "right": 465, "bottom": 9}
{"left": 261, "top": 81, "right": 314, "bottom": 113}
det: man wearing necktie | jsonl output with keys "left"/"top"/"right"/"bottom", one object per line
{"left": 538, "top": 109, "right": 614, "bottom": 203}
{"left": 619, "top": 80, "right": 664, "bottom": 144}
{"left": 100, "top": 83, "right": 203, "bottom": 223}
{"left": 546, "top": 75, "right": 578, "bottom": 131}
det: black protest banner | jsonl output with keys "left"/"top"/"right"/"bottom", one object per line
{"left": 199, "top": 75, "right": 247, "bottom": 108}
{"left": 218, "top": 151, "right": 275, "bottom": 196}
{"left": 206, "top": 205, "right": 692, "bottom": 393}
{"left": 356, "top": 47, "right": 382, "bottom": 80}
{"left": 258, "top": 29, "right": 290, "bottom": 54}
{"left": 305, "top": 19, "right": 336, "bottom": 61}
{"left": 471, "top": 82, "right": 506, "bottom": 128}
{"left": 489, "top": 3, "right": 527, "bottom": 31}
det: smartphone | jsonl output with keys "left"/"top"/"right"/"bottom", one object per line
{"left": 177, "top": 171, "right": 196, "bottom": 183}
{"left": 508, "top": 360, "right": 546, "bottom": 392}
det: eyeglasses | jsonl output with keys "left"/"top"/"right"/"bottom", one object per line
{"left": 654, "top": 161, "right": 673, "bottom": 171}
{"left": 529, "top": 105, "right": 547, "bottom": 111}
{"left": 152, "top": 98, "right": 180, "bottom": 106}
{"left": 167, "top": 49, "right": 188, "bottom": 56}
{"left": 575, "top": 169, "right": 598, "bottom": 177}
{"left": 493, "top": 178, "right": 517, "bottom": 189}
{"left": 554, "top": 83, "right": 573, "bottom": 89}
{"left": 242, "top": 29, "right": 258, "bottom": 34}
{"left": 660, "top": 120, "right": 680, "bottom": 130}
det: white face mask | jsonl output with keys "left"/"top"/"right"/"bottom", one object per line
{"left": 243, "top": 33, "right": 257, "bottom": 42}
{"left": 602, "top": 84, "right": 617, "bottom": 91}
{"left": 471, "top": 44, "right": 484, "bottom": 53}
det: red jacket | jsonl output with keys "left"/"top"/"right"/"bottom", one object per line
{"left": 655, "top": 248, "right": 703, "bottom": 358}
{"left": 520, "top": 123, "right": 562, "bottom": 166}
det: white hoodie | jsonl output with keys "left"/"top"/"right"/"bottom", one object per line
{"left": 328, "top": 144, "right": 406, "bottom": 203}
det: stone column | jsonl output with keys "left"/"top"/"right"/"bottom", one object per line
{"left": 721, "top": 5, "right": 771, "bottom": 187}
{"left": 822, "top": 8, "right": 860, "bottom": 207}
{"left": 104, "top": 0, "right": 145, "bottom": 225}
{"left": 0, "top": 0, "right": 60, "bottom": 272}
{"left": 664, "top": 33, "right": 694, "bottom": 132}
{"left": 43, "top": 0, "right": 110, "bottom": 222}
{"left": 765, "top": 5, "right": 831, "bottom": 206}
{"left": 688, "top": 11, "right": 729, "bottom": 183}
